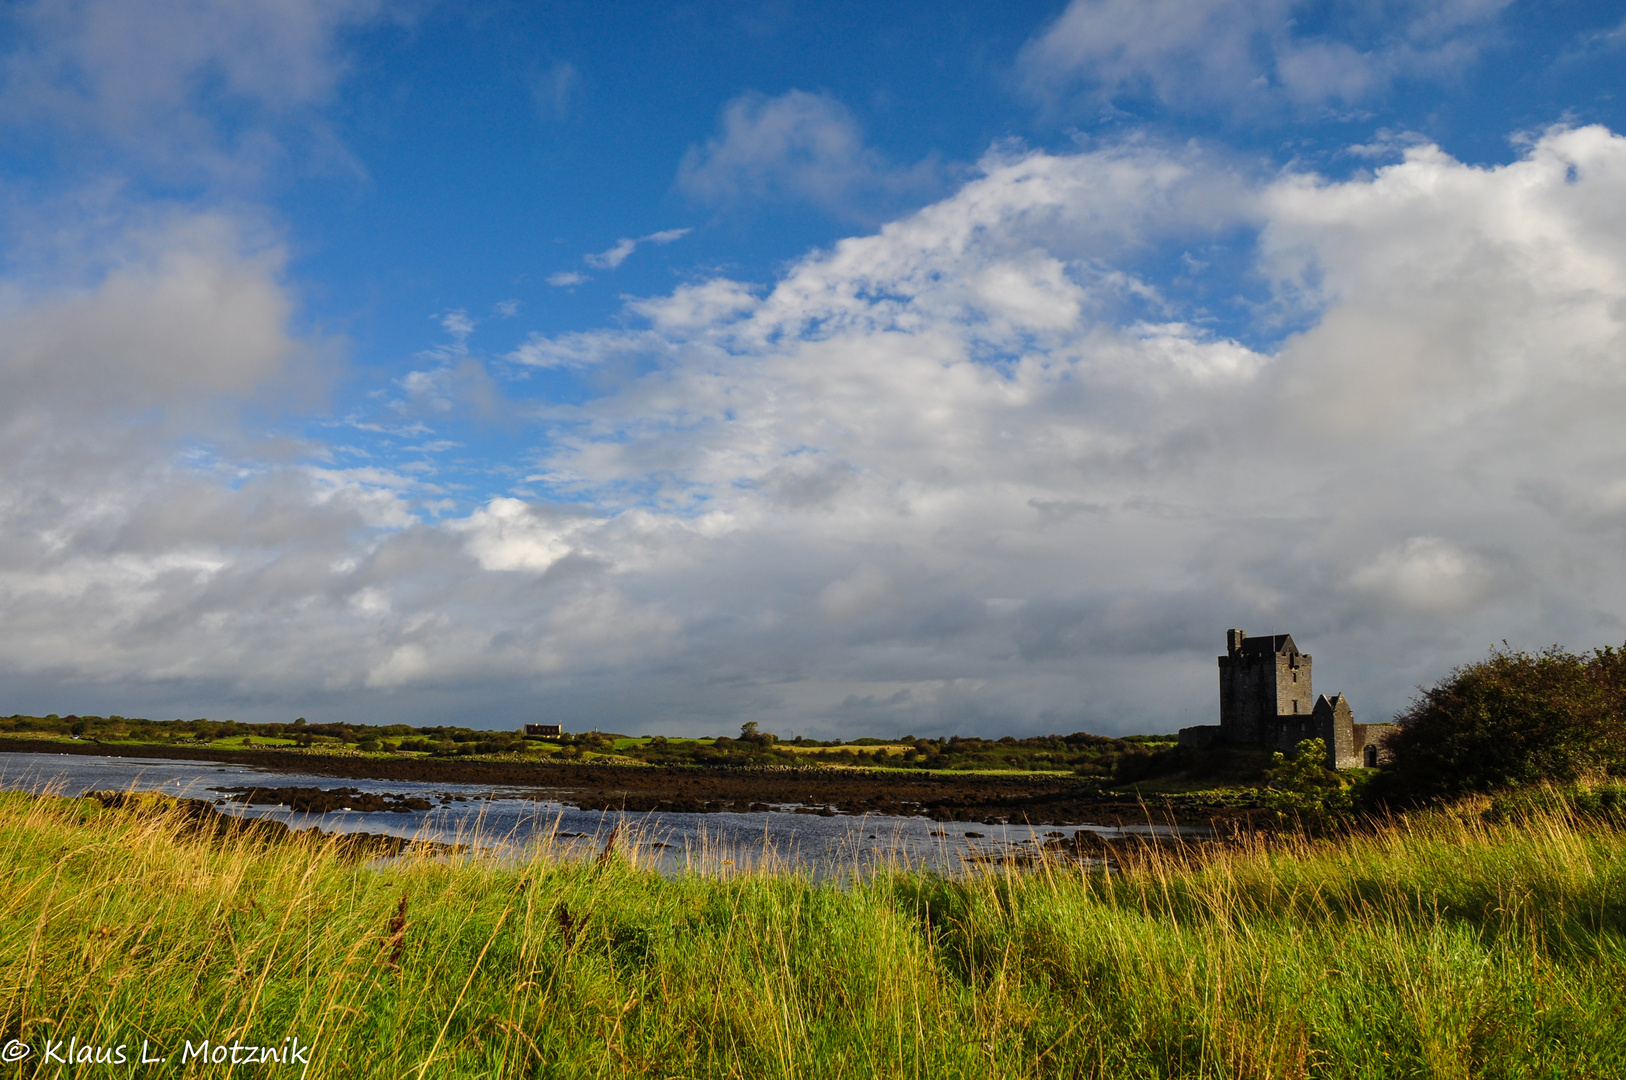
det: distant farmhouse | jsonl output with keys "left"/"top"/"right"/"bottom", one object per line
{"left": 1179, "top": 630, "right": 1394, "bottom": 769}
{"left": 525, "top": 723, "right": 562, "bottom": 739}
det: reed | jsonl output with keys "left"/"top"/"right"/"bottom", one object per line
{"left": 0, "top": 788, "right": 1622, "bottom": 1078}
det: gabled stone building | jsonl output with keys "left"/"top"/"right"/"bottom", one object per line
{"left": 1178, "top": 629, "right": 1393, "bottom": 769}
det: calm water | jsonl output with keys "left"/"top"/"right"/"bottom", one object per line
{"left": 0, "top": 751, "right": 1184, "bottom": 877}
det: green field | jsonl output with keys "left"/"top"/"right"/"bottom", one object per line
{"left": 0, "top": 713, "right": 1184, "bottom": 780}
{"left": 2, "top": 787, "right": 1623, "bottom": 1078}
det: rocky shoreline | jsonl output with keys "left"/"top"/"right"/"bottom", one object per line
{"left": 1, "top": 737, "right": 1267, "bottom": 828}
{"left": 215, "top": 785, "right": 436, "bottom": 814}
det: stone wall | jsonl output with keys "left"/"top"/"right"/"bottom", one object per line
{"left": 1180, "top": 631, "right": 1384, "bottom": 771}
{"left": 1351, "top": 723, "right": 1396, "bottom": 767}
{"left": 1177, "top": 724, "right": 1223, "bottom": 748}
{"left": 1310, "top": 694, "right": 1358, "bottom": 768}
{"left": 1277, "top": 653, "right": 1315, "bottom": 719}
{"left": 1218, "top": 655, "right": 1271, "bottom": 745}
{"left": 1218, "top": 634, "right": 1313, "bottom": 743}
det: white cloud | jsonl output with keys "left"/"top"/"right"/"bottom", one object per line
{"left": 0, "top": 212, "right": 302, "bottom": 423}
{"left": 506, "top": 328, "right": 672, "bottom": 370}
{"left": 531, "top": 60, "right": 580, "bottom": 121}
{"left": 439, "top": 309, "right": 475, "bottom": 339}
{"left": 819, "top": 565, "right": 894, "bottom": 620}
{"left": 488, "top": 126, "right": 1626, "bottom": 730}
{"left": 0, "top": 0, "right": 388, "bottom": 178}
{"left": 585, "top": 238, "right": 638, "bottom": 270}
{"left": 677, "top": 90, "right": 940, "bottom": 220}
{"left": 452, "top": 498, "right": 591, "bottom": 573}
{"left": 546, "top": 271, "right": 589, "bottom": 287}
{"left": 583, "top": 228, "right": 690, "bottom": 271}
{"left": 1349, "top": 537, "right": 1496, "bottom": 614}
{"left": 1019, "top": 0, "right": 1510, "bottom": 118}
{"left": 6, "top": 126, "right": 1626, "bottom": 737}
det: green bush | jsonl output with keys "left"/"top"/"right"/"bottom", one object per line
{"left": 1262, "top": 739, "right": 1360, "bottom": 817}
{"left": 1378, "top": 644, "right": 1626, "bottom": 803}
{"left": 1483, "top": 781, "right": 1626, "bottom": 824}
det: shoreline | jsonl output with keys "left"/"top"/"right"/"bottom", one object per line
{"left": 0, "top": 737, "right": 1264, "bottom": 827}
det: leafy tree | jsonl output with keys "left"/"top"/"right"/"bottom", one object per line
{"left": 1378, "top": 644, "right": 1626, "bottom": 803}
{"left": 1270, "top": 739, "right": 1339, "bottom": 793}
{"left": 739, "top": 721, "right": 777, "bottom": 747}
{"left": 1262, "top": 739, "right": 1359, "bottom": 817}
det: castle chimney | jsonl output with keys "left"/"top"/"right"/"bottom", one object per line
{"left": 1226, "top": 628, "right": 1244, "bottom": 655}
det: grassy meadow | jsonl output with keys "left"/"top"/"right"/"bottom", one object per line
{"left": 0, "top": 713, "right": 1180, "bottom": 778}
{"left": 1, "top": 789, "right": 1623, "bottom": 1078}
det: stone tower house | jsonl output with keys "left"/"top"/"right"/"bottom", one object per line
{"left": 1179, "top": 629, "right": 1394, "bottom": 769}
{"left": 1217, "top": 629, "right": 1314, "bottom": 744}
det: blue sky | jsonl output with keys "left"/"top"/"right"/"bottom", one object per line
{"left": 3, "top": 0, "right": 1626, "bottom": 735}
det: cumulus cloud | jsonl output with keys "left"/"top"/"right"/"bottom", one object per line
{"left": 490, "top": 126, "right": 1626, "bottom": 731}
{"left": 0, "top": 212, "right": 418, "bottom": 706}
{"left": 6, "top": 125, "right": 1626, "bottom": 736}
{"left": 1349, "top": 537, "right": 1497, "bottom": 614}
{"left": 0, "top": 0, "right": 387, "bottom": 177}
{"left": 452, "top": 498, "right": 595, "bottom": 574}
{"left": 677, "top": 90, "right": 941, "bottom": 220}
{"left": 0, "top": 212, "right": 303, "bottom": 426}
{"left": 1019, "top": 0, "right": 1510, "bottom": 118}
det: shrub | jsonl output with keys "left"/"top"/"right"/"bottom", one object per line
{"left": 1262, "top": 739, "right": 1358, "bottom": 817}
{"left": 739, "top": 721, "right": 777, "bottom": 747}
{"left": 1111, "top": 746, "right": 1180, "bottom": 784}
{"left": 1378, "top": 644, "right": 1626, "bottom": 803}
{"left": 1482, "top": 780, "right": 1626, "bottom": 824}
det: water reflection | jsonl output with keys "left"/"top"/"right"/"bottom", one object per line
{"left": 1, "top": 751, "right": 1199, "bottom": 879}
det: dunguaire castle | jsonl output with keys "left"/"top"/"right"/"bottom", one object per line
{"left": 1179, "top": 630, "right": 1394, "bottom": 769}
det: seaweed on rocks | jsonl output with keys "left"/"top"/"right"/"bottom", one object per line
{"left": 213, "top": 786, "right": 434, "bottom": 814}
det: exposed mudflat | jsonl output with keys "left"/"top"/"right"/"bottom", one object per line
{"left": 0, "top": 738, "right": 1265, "bottom": 828}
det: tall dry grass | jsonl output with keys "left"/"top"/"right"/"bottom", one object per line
{"left": 0, "top": 788, "right": 1622, "bottom": 1078}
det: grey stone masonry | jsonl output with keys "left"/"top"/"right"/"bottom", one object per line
{"left": 1218, "top": 629, "right": 1314, "bottom": 743}
{"left": 1313, "top": 693, "right": 1357, "bottom": 768}
{"left": 1177, "top": 629, "right": 1394, "bottom": 770}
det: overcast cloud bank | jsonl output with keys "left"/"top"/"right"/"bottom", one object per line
{"left": 3, "top": 119, "right": 1625, "bottom": 735}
